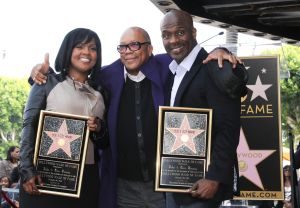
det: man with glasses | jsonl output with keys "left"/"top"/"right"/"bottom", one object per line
{"left": 30, "top": 27, "right": 246, "bottom": 208}
{"left": 96, "top": 27, "right": 167, "bottom": 208}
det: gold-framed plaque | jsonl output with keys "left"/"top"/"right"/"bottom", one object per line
{"left": 155, "top": 106, "right": 212, "bottom": 193}
{"left": 33, "top": 110, "right": 90, "bottom": 198}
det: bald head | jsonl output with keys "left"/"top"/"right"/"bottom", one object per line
{"left": 160, "top": 9, "right": 194, "bottom": 31}
{"left": 120, "top": 27, "right": 151, "bottom": 44}
{"left": 160, "top": 9, "right": 197, "bottom": 63}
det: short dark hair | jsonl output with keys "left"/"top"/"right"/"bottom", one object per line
{"left": 55, "top": 28, "right": 102, "bottom": 79}
{"left": 6, "top": 146, "right": 19, "bottom": 162}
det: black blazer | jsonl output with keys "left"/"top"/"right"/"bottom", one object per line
{"left": 169, "top": 48, "right": 241, "bottom": 198}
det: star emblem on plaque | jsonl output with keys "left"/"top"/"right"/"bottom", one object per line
{"left": 42, "top": 119, "right": 82, "bottom": 160}
{"left": 165, "top": 114, "right": 205, "bottom": 156}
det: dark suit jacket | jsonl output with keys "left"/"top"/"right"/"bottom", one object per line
{"left": 168, "top": 48, "right": 241, "bottom": 200}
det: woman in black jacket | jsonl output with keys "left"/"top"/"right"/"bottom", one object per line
{"left": 19, "top": 28, "right": 107, "bottom": 208}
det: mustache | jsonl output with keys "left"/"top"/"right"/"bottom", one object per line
{"left": 168, "top": 44, "right": 184, "bottom": 50}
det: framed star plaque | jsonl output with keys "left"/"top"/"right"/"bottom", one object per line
{"left": 155, "top": 106, "right": 212, "bottom": 192}
{"left": 33, "top": 110, "right": 90, "bottom": 198}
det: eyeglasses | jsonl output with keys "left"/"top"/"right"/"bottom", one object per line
{"left": 117, "top": 41, "right": 151, "bottom": 53}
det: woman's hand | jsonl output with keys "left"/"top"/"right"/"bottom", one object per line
{"left": 22, "top": 175, "right": 43, "bottom": 195}
{"left": 87, "top": 117, "right": 101, "bottom": 132}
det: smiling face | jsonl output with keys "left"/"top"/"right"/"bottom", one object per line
{"left": 0, "top": 176, "right": 10, "bottom": 188}
{"left": 160, "top": 10, "right": 197, "bottom": 64}
{"left": 119, "top": 27, "right": 153, "bottom": 75}
{"left": 69, "top": 39, "right": 97, "bottom": 75}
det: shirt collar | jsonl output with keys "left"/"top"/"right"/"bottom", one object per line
{"left": 169, "top": 44, "right": 202, "bottom": 75}
{"left": 123, "top": 66, "right": 146, "bottom": 82}
{"left": 66, "top": 76, "right": 95, "bottom": 94}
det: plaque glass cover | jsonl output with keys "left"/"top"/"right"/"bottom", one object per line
{"left": 33, "top": 110, "right": 89, "bottom": 198}
{"left": 155, "top": 106, "right": 212, "bottom": 192}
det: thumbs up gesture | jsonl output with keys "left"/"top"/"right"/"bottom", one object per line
{"left": 31, "top": 53, "right": 50, "bottom": 85}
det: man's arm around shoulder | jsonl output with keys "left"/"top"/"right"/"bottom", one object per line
{"left": 206, "top": 60, "right": 248, "bottom": 99}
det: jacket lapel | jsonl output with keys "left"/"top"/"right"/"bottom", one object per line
{"left": 165, "top": 71, "right": 175, "bottom": 106}
{"left": 173, "top": 48, "right": 208, "bottom": 106}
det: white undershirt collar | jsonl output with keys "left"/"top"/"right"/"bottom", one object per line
{"left": 169, "top": 44, "right": 202, "bottom": 106}
{"left": 123, "top": 66, "right": 146, "bottom": 83}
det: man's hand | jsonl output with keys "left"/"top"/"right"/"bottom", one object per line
{"left": 283, "top": 201, "right": 292, "bottom": 208}
{"left": 203, "top": 48, "right": 243, "bottom": 68}
{"left": 31, "top": 53, "right": 50, "bottom": 85}
{"left": 22, "top": 175, "right": 43, "bottom": 195}
{"left": 188, "top": 179, "right": 219, "bottom": 199}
